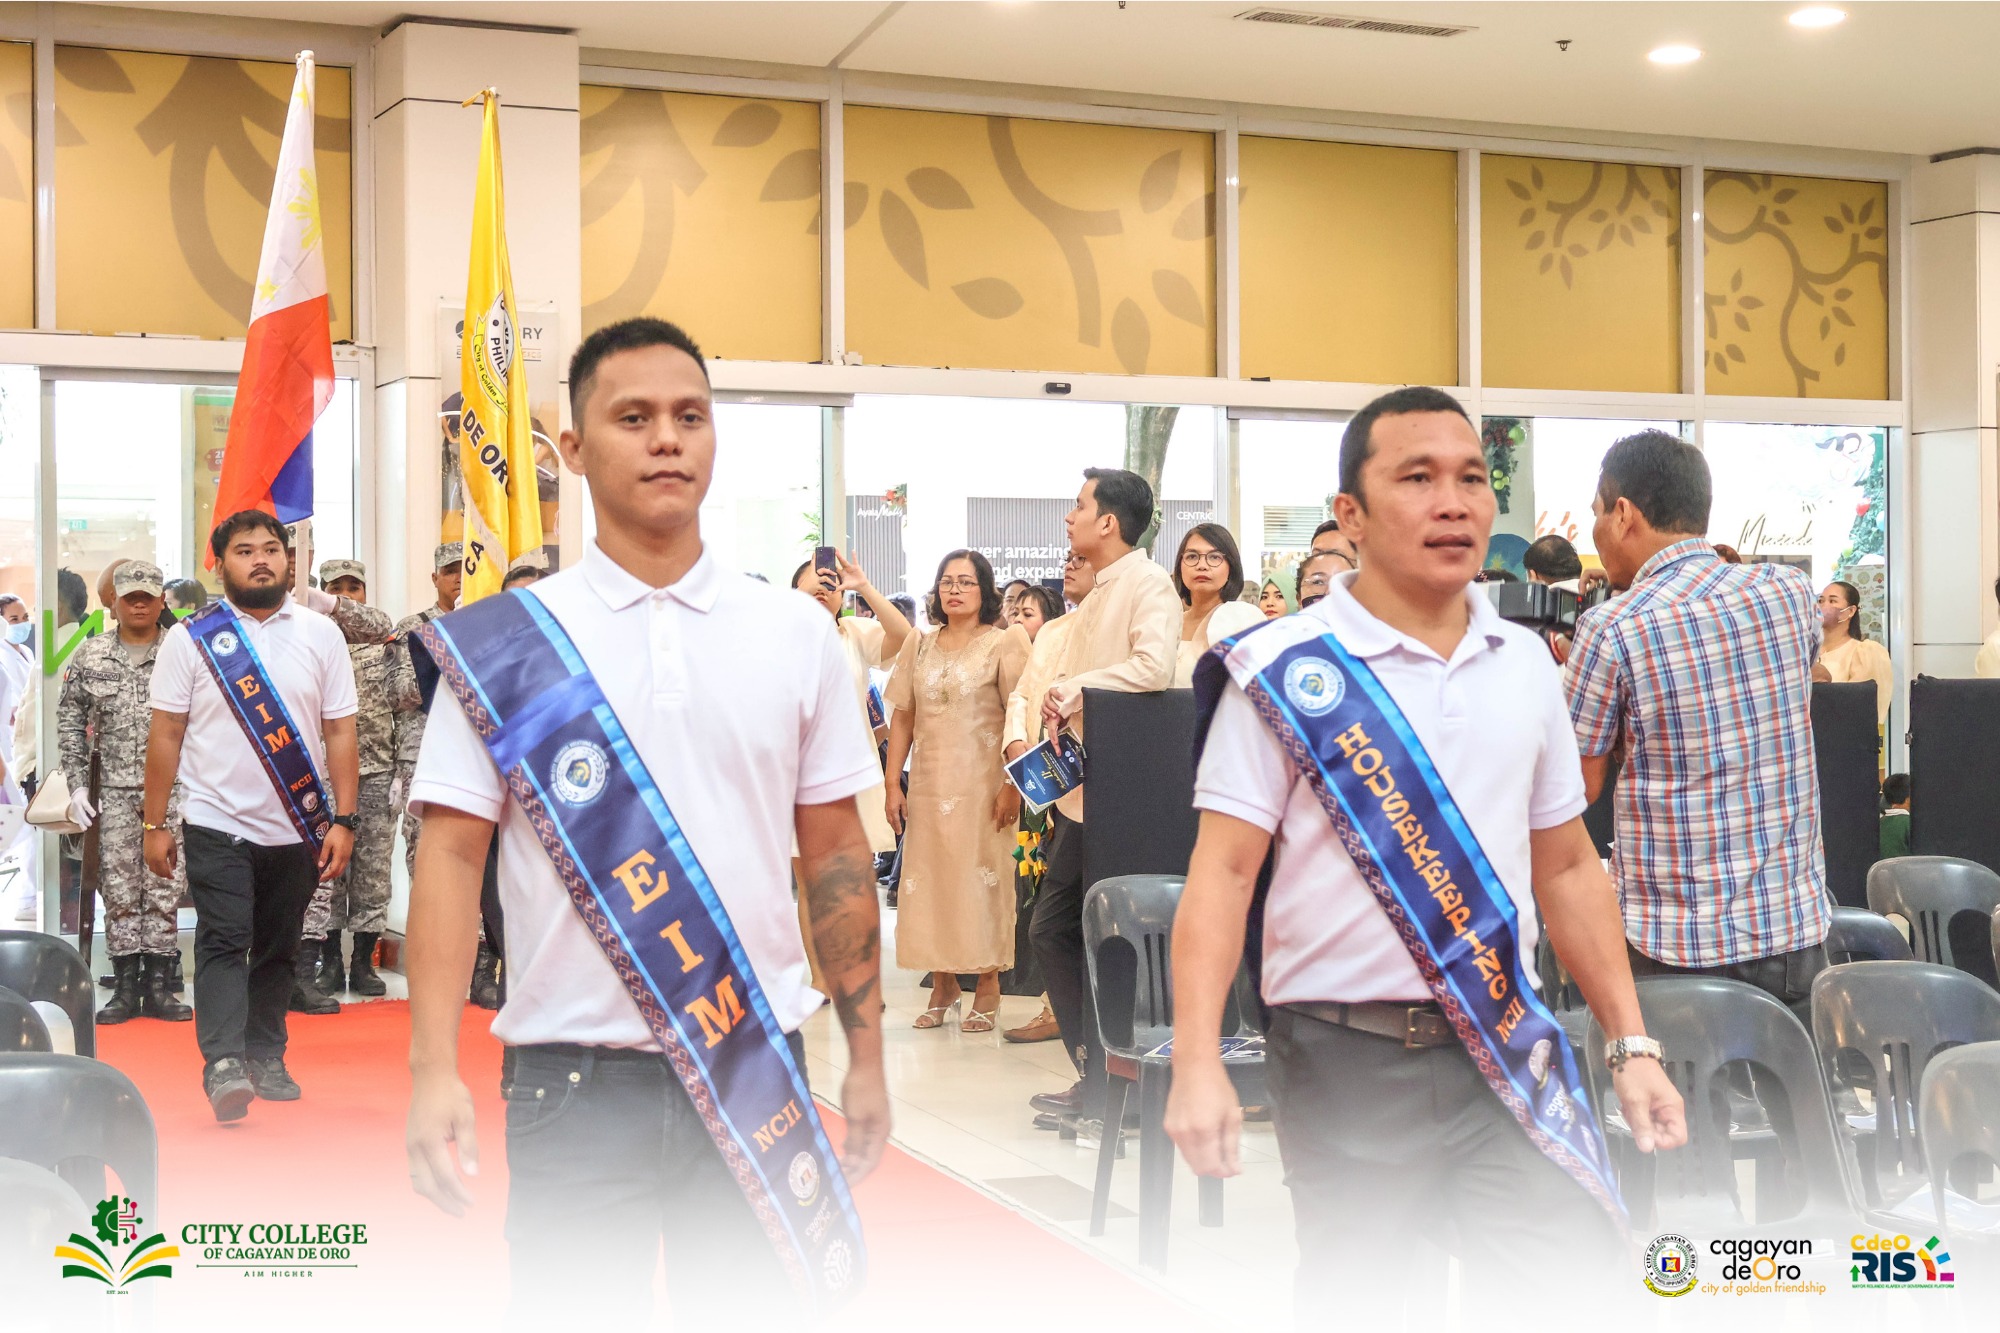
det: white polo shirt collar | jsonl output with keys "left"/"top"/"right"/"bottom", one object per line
{"left": 580, "top": 539, "right": 721, "bottom": 615}
{"left": 1310, "top": 571, "right": 1509, "bottom": 668}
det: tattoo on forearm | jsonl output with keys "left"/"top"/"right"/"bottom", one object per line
{"left": 804, "top": 847, "right": 883, "bottom": 1032}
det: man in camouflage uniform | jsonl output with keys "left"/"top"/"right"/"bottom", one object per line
{"left": 307, "top": 559, "right": 398, "bottom": 1002}
{"left": 286, "top": 533, "right": 396, "bottom": 1015}
{"left": 57, "top": 561, "right": 190, "bottom": 1024}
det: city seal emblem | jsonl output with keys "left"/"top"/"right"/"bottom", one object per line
{"left": 550, "top": 740, "right": 610, "bottom": 807}
{"left": 211, "top": 630, "right": 239, "bottom": 658}
{"left": 1283, "top": 656, "right": 1344, "bottom": 717}
{"left": 1643, "top": 1233, "right": 1699, "bottom": 1297}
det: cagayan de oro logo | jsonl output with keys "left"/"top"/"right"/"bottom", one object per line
{"left": 1851, "top": 1233, "right": 1955, "bottom": 1288}
{"left": 56, "top": 1195, "right": 179, "bottom": 1293}
{"left": 1643, "top": 1233, "right": 1699, "bottom": 1297}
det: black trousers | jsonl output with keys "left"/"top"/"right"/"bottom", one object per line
{"left": 503, "top": 1036, "right": 808, "bottom": 1328}
{"left": 184, "top": 824, "right": 318, "bottom": 1064}
{"left": 1626, "top": 939, "right": 1828, "bottom": 1023}
{"left": 1027, "top": 809, "right": 1096, "bottom": 1086}
{"left": 1266, "top": 1007, "right": 1627, "bottom": 1327}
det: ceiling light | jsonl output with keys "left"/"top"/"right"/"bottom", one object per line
{"left": 1789, "top": 6, "right": 1846, "bottom": 28}
{"left": 1647, "top": 44, "right": 1702, "bottom": 65}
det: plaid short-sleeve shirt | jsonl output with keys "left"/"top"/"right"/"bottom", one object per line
{"left": 1563, "top": 539, "right": 1830, "bottom": 966}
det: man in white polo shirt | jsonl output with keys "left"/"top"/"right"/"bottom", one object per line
{"left": 1167, "top": 387, "right": 1685, "bottom": 1319}
{"left": 145, "top": 509, "right": 360, "bottom": 1122}
{"left": 404, "top": 318, "right": 889, "bottom": 1325}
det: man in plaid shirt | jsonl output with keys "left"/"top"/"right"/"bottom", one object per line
{"left": 1563, "top": 430, "right": 1831, "bottom": 1009}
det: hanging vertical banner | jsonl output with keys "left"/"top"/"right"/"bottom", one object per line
{"left": 207, "top": 50, "right": 332, "bottom": 566}
{"left": 458, "top": 88, "right": 544, "bottom": 605}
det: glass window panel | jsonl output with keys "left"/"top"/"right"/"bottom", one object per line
{"left": 581, "top": 87, "right": 822, "bottom": 362}
{"left": 845, "top": 395, "right": 1215, "bottom": 597}
{"left": 53, "top": 47, "right": 353, "bottom": 340}
{"left": 1488, "top": 416, "right": 1681, "bottom": 574}
{"left": 844, "top": 107, "right": 1215, "bottom": 377}
{"left": 1236, "top": 417, "right": 1345, "bottom": 591}
{"left": 0, "top": 43, "right": 33, "bottom": 329}
{"left": 1239, "top": 137, "right": 1457, "bottom": 385}
{"left": 1703, "top": 173, "right": 1889, "bottom": 399}
{"left": 1481, "top": 155, "right": 1681, "bottom": 393}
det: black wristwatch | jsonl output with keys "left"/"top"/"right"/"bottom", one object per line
{"left": 331, "top": 813, "right": 358, "bottom": 831}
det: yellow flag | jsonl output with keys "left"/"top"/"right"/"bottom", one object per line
{"left": 457, "top": 89, "right": 542, "bottom": 605}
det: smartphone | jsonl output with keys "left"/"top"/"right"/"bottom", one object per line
{"left": 814, "top": 546, "right": 837, "bottom": 578}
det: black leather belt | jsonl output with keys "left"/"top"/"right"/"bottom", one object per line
{"left": 1287, "top": 1000, "right": 1456, "bottom": 1049}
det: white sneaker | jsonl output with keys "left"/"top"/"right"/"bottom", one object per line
{"left": 12, "top": 891, "right": 36, "bottom": 922}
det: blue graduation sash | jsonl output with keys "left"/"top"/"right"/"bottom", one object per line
{"left": 186, "top": 602, "right": 334, "bottom": 848}
{"left": 1194, "top": 615, "right": 1626, "bottom": 1230}
{"left": 416, "top": 591, "right": 866, "bottom": 1307}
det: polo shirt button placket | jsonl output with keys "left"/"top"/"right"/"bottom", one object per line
{"left": 649, "top": 592, "right": 684, "bottom": 709}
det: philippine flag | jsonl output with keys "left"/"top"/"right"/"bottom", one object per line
{"left": 207, "top": 51, "right": 332, "bottom": 563}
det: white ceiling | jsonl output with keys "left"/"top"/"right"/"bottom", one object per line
{"left": 115, "top": 1, "right": 2000, "bottom": 157}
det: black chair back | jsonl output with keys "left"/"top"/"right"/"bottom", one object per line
{"left": 0, "top": 1053, "right": 156, "bottom": 1217}
{"left": 0, "top": 984, "right": 52, "bottom": 1053}
{"left": 0, "top": 932, "right": 94, "bottom": 1056}
{"left": 1825, "top": 906, "right": 1914, "bottom": 964}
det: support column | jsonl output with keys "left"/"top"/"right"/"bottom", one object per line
{"left": 371, "top": 20, "right": 579, "bottom": 617}
{"left": 1908, "top": 150, "right": 2000, "bottom": 677}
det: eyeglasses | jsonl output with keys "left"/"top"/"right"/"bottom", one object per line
{"left": 1300, "top": 573, "right": 1334, "bottom": 592}
{"left": 937, "top": 577, "right": 982, "bottom": 592}
{"left": 1180, "top": 550, "right": 1228, "bottom": 569}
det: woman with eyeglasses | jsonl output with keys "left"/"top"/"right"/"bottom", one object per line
{"left": 884, "top": 550, "right": 1032, "bottom": 1032}
{"left": 1172, "top": 524, "right": 1262, "bottom": 686}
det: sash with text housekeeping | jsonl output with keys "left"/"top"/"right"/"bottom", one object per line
{"left": 1193, "top": 614, "right": 1626, "bottom": 1229}
{"left": 416, "top": 591, "right": 866, "bottom": 1305}
{"left": 187, "top": 602, "right": 334, "bottom": 849}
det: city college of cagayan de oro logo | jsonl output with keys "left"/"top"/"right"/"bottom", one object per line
{"left": 1851, "top": 1233, "right": 1955, "bottom": 1289}
{"left": 56, "top": 1195, "right": 179, "bottom": 1292}
{"left": 1643, "top": 1233, "right": 1699, "bottom": 1297}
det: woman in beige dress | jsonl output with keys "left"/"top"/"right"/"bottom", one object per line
{"left": 884, "top": 550, "right": 1031, "bottom": 1032}
{"left": 1816, "top": 580, "right": 1894, "bottom": 726}
{"left": 1172, "top": 523, "right": 1264, "bottom": 686}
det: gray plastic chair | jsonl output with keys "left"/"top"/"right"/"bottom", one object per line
{"left": 1081, "top": 874, "right": 1263, "bottom": 1269}
{"left": 0, "top": 931, "right": 95, "bottom": 1057}
{"left": 1867, "top": 857, "right": 2000, "bottom": 983}
{"left": 0, "top": 1053, "right": 157, "bottom": 1217}
{"left": 1825, "top": 906, "right": 1914, "bottom": 964}
{"left": 0, "top": 984, "right": 51, "bottom": 1053}
{"left": 1917, "top": 1042, "right": 2000, "bottom": 1234}
{"left": 1990, "top": 905, "right": 1998, "bottom": 983}
{"left": 1586, "top": 976, "right": 1855, "bottom": 1231}
{"left": 1810, "top": 961, "right": 2000, "bottom": 1209}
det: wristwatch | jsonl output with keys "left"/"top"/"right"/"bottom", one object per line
{"left": 331, "top": 813, "right": 359, "bottom": 831}
{"left": 1604, "top": 1035, "right": 1665, "bottom": 1073}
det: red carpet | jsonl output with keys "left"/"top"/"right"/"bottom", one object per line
{"left": 94, "top": 1001, "right": 1199, "bottom": 1329}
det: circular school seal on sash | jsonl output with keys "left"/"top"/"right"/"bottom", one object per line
{"left": 211, "top": 630, "right": 239, "bottom": 657}
{"left": 302, "top": 791, "right": 320, "bottom": 813}
{"left": 1282, "top": 656, "right": 1344, "bottom": 717}
{"left": 551, "top": 740, "right": 610, "bottom": 806}
{"left": 822, "top": 1239, "right": 855, "bottom": 1291}
{"left": 788, "top": 1151, "right": 820, "bottom": 1206}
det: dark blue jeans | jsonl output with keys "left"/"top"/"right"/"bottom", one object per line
{"left": 503, "top": 1036, "right": 809, "bottom": 1327}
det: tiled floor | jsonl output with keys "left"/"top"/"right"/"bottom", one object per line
{"left": 800, "top": 902, "right": 1301, "bottom": 1331}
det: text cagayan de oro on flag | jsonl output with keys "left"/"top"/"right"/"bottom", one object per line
{"left": 207, "top": 50, "right": 333, "bottom": 566}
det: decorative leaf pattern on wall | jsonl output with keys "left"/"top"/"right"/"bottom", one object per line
{"left": 1506, "top": 159, "right": 1677, "bottom": 290}
{"left": 580, "top": 87, "right": 822, "bottom": 363}
{"left": 843, "top": 107, "right": 1214, "bottom": 376}
{"left": 0, "top": 43, "right": 32, "bottom": 327}
{"left": 1701, "top": 172, "right": 1888, "bottom": 398}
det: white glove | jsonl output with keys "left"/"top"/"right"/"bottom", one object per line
{"left": 298, "top": 586, "right": 337, "bottom": 615}
{"left": 66, "top": 788, "right": 97, "bottom": 831}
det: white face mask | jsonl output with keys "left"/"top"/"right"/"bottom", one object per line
{"left": 6, "top": 622, "right": 30, "bottom": 644}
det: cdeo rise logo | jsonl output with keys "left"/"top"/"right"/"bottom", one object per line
{"left": 1851, "top": 1233, "right": 1954, "bottom": 1288}
{"left": 55, "top": 1196, "right": 180, "bottom": 1293}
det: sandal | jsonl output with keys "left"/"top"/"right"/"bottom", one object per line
{"left": 962, "top": 1005, "right": 1000, "bottom": 1034}
{"left": 913, "top": 999, "right": 961, "bottom": 1030}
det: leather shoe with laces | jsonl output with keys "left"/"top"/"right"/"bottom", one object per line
{"left": 1028, "top": 1080, "right": 1085, "bottom": 1116}
{"left": 204, "top": 1057, "right": 254, "bottom": 1122}
{"left": 246, "top": 1056, "right": 301, "bottom": 1101}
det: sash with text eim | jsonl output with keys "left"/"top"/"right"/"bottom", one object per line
{"left": 1194, "top": 617, "right": 1626, "bottom": 1229}
{"left": 186, "top": 602, "right": 333, "bottom": 849}
{"left": 417, "top": 592, "right": 866, "bottom": 1307}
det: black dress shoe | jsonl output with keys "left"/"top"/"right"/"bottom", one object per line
{"left": 1032, "top": 1112, "right": 1062, "bottom": 1131}
{"left": 246, "top": 1056, "right": 301, "bottom": 1101}
{"left": 205, "top": 1057, "right": 255, "bottom": 1122}
{"left": 1029, "top": 1080, "right": 1085, "bottom": 1116}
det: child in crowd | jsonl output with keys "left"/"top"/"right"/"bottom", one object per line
{"left": 1878, "top": 772, "right": 1911, "bottom": 861}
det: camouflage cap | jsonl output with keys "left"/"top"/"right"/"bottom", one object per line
{"left": 112, "top": 560, "right": 165, "bottom": 598}
{"left": 319, "top": 558, "right": 366, "bottom": 585}
{"left": 434, "top": 542, "right": 465, "bottom": 571}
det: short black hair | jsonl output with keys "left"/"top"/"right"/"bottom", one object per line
{"left": 1339, "top": 386, "right": 1473, "bottom": 502}
{"left": 1882, "top": 772, "right": 1911, "bottom": 806}
{"left": 1596, "top": 430, "right": 1710, "bottom": 536}
{"left": 163, "top": 578, "right": 209, "bottom": 611}
{"left": 1003, "top": 578, "right": 1033, "bottom": 595}
{"left": 1172, "top": 522, "right": 1247, "bottom": 605}
{"left": 569, "top": 318, "right": 708, "bottom": 417}
{"left": 209, "top": 509, "right": 289, "bottom": 562}
{"left": 1312, "top": 518, "right": 1343, "bottom": 542}
{"left": 1017, "top": 585, "right": 1064, "bottom": 624}
{"left": 502, "top": 566, "right": 543, "bottom": 590}
{"left": 888, "top": 593, "right": 917, "bottom": 620}
{"left": 1472, "top": 568, "right": 1519, "bottom": 583}
{"left": 1523, "top": 534, "right": 1583, "bottom": 582}
{"left": 56, "top": 568, "right": 88, "bottom": 624}
{"left": 925, "top": 549, "right": 1003, "bottom": 626}
{"left": 1081, "top": 467, "right": 1154, "bottom": 546}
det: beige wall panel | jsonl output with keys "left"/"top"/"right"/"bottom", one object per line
{"left": 1238, "top": 136, "right": 1456, "bottom": 386}
{"left": 0, "top": 42, "right": 31, "bottom": 329}
{"left": 844, "top": 105, "right": 1214, "bottom": 377}
{"left": 1481, "top": 154, "right": 1680, "bottom": 394}
{"left": 580, "top": 86, "right": 821, "bottom": 362}
{"left": 53, "top": 47, "right": 353, "bottom": 340}
{"left": 1703, "top": 172, "right": 1888, "bottom": 399}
